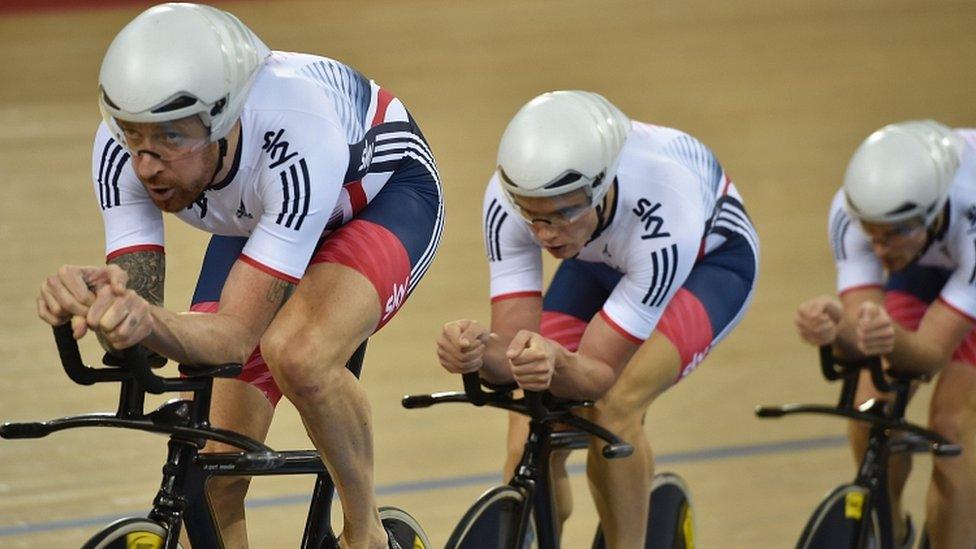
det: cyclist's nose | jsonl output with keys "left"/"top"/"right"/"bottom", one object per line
{"left": 131, "top": 151, "right": 165, "bottom": 179}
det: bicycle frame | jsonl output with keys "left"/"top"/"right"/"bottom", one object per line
{"left": 404, "top": 373, "right": 633, "bottom": 548}
{"left": 756, "top": 346, "right": 960, "bottom": 548}
{"left": 0, "top": 324, "right": 366, "bottom": 549}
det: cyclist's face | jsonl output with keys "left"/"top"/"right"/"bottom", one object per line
{"left": 860, "top": 219, "right": 928, "bottom": 271}
{"left": 510, "top": 190, "right": 598, "bottom": 259}
{"left": 116, "top": 116, "right": 218, "bottom": 212}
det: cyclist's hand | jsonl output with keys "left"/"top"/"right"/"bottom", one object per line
{"left": 856, "top": 301, "right": 895, "bottom": 356}
{"left": 437, "top": 319, "right": 490, "bottom": 374}
{"left": 37, "top": 265, "right": 127, "bottom": 338}
{"left": 794, "top": 295, "right": 843, "bottom": 346}
{"left": 86, "top": 281, "right": 154, "bottom": 350}
{"left": 506, "top": 330, "right": 556, "bottom": 392}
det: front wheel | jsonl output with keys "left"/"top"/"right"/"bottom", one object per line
{"left": 445, "top": 485, "right": 536, "bottom": 549}
{"left": 81, "top": 517, "right": 180, "bottom": 549}
{"left": 592, "top": 472, "right": 695, "bottom": 549}
{"left": 380, "top": 506, "right": 432, "bottom": 549}
{"left": 796, "top": 484, "right": 880, "bottom": 549}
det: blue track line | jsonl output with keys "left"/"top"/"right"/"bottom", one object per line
{"left": 0, "top": 434, "right": 846, "bottom": 537}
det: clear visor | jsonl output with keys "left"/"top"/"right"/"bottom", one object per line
{"left": 100, "top": 103, "right": 211, "bottom": 162}
{"left": 858, "top": 218, "right": 927, "bottom": 244}
{"left": 505, "top": 188, "right": 593, "bottom": 227}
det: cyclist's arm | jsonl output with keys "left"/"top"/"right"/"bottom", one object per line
{"left": 98, "top": 250, "right": 165, "bottom": 356}
{"left": 835, "top": 286, "right": 883, "bottom": 358}
{"left": 887, "top": 301, "right": 973, "bottom": 374}
{"left": 480, "top": 294, "right": 542, "bottom": 384}
{"left": 143, "top": 260, "right": 293, "bottom": 365}
{"left": 548, "top": 314, "right": 637, "bottom": 400}
{"left": 838, "top": 286, "right": 973, "bottom": 374}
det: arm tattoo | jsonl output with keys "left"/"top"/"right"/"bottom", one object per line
{"left": 266, "top": 278, "right": 296, "bottom": 310}
{"left": 95, "top": 252, "right": 166, "bottom": 354}
{"left": 109, "top": 251, "right": 165, "bottom": 305}
{"left": 100, "top": 250, "right": 165, "bottom": 360}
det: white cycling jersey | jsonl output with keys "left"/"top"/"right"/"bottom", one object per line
{"left": 485, "top": 122, "right": 759, "bottom": 341}
{"left": 829, "top": 129, "right": 976, "bottom": 321}
{"left": 92, "top": 51, "right": 436, "bottom": 282}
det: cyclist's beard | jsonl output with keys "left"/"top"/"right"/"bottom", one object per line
{"left": 140, "top": 151, "right": 219, "bottom": 213}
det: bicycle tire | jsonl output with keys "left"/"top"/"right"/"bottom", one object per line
{"left": 81, "top": 516, "right": 180, "bottom": 549}
{"left": 445, "top": 485, "right": 537, "bottom": 549}
{"left": 380, "top": 506, "right": 432, "bottom": 549}
{"left": 796, "top": 483, "right": 880, "bottom": 549}
{"left": 592, "top": 472, "right": 695, "bottom": 549}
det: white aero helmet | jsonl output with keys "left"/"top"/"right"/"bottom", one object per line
{"left": 98, "top": 2, "right": 271, "bottom": 142}
{"left": 497, "top": 90, "right": 631, "bottom": 208}
{"left": 843, "top": 120, "right": 962, "bottom": 226}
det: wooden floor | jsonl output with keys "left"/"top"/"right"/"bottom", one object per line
{"left": 2, "top": 0, "right": 976, "bottom": 546}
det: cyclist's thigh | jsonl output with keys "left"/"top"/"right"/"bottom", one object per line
{"left": 659, "top": 231, "right": 758, "bottom": 382}
{"left": 929, "top": 359, "right": 976, "bottom": 435}
{"left": 203, "top": 378, "right": 274, "bottom": 452}
{"left": 306, "top": 149, "right": 443, "bottom": 334}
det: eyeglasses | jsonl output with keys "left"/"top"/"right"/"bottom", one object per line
{"left": 116, "top": 119, "right": 212, "bottom": 162}
{"left": 510, "top": 198, "right": 592, "bottom": 228}
{"left": 860, "top": 220, "right": 926, "bottom": 245}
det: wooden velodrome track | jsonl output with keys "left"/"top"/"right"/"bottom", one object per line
{"left": 2, "top": 0, "right": 976, "bottom": 546}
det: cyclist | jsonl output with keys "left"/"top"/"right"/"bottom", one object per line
{"left": 36, "top": 4, "right": 442, "bottom": 548}
{"left": 437, "top": 90, "right": 758, "bottom": 547}
{"left": 795, "top": 120, "right": 976, "bottom": 548}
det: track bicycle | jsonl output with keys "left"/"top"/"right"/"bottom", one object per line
{"left": 403, "top": 373, "right": 695, "bottom": 548}
{"left": 756, "top": 346, "right": 960, "bottom": 549}
{"left": 0, "top": 324, "right": 431, "bottom": 549}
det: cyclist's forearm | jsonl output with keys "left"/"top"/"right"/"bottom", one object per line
{"left": 549, "top": 346, "right": 615, "bottom": 401}
{"left": 479, "top": 334, "right": 516, "bottom": 384}
{"left": 831, "top": 319, "right": 864, "bottom": 359}
{"left": 143, "top": 306, "right": 257, "bottom": 365}
{"left": 886, "top": 325, "right": 948, "bottom": 374}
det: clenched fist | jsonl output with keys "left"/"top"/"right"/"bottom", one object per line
{"left": 437, "top": 319, "right": 491, "bottom": 374}
{"left": 795, "top": 295, "right": 844, "bottom": 347}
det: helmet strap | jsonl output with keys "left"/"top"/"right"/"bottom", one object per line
{"left": 914, "top": 204, "right": 951, "bottom": 262}
{"left": 588, "top": 178, "right": 619, "bottom": 243}
{"left": 208, "top": 137, "right": 228, "bottom": 186}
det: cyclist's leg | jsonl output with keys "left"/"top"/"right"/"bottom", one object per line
{"left": 587, "top": 222, "right": 757, "bottom": 548}
{"left": 185, "top": 235, "right": 279, "bottom": 548}
{"left": 197, "top": 378, "right": 274, "bottom": 546}
{"left": 262, "top": 149, "right": 441, "bottom": 549}
{"left": 867, "top": 266, "right": 952, "bottom": 543}
{"left": 925, "top": 342, "right": 976, "bottom": 547}
{"left": 508, "top": 260, "right": 619, "bottom": 527}
{"left": 584, "top": 331, "right": 679, "bottom": 548}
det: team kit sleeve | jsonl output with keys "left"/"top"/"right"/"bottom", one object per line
{"left": 827, "top": 189, "right": 884, "bottom": 294}
{"left": 600, "top": 188, "right": 703, "bottom": 343}
{"left": 483, "top": 175, "right": 544, "bottom": 302}
{"left": 90, "top": 123, "right": 165, "bottom": 260}
{"left": 938, "top": 232, "right": 976, "bottom": 323}
{"left": 241, "top": 111, "right": 348, "bottom": 283}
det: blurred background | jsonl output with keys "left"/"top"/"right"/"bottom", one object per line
{"left": 2, "top": 0, "right": 976, "bottom": 546}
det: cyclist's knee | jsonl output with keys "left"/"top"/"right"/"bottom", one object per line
{"left": 550, "top": 448, "right": 571, "bottom": 474}
{"left": 262, "top": 328, "right": 352, "bottom": 397}
{"left": 207, "top": 475, "right": 251, "bottom": 509}
{"left": 589, "top": 392, "right": 645, "bottom": 432}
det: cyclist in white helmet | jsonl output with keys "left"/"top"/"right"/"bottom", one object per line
{"left": 437, "top": 90, "right": 759, "bottom": 547}
{"left": 795, "top": 120, "right": 976, "bottom": 547}
{"left": 36, "top": 3, "right": 443, "bottom": 548}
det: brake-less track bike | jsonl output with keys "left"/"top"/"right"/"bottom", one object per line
{"left": 756, "top": 346, "right": 960, "bottom": 549}
{"left": 404, "top": 373, "right": 695, "bottom": 548}
{"left": 0, "top": 324, "right": 431, "bottom": 548}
